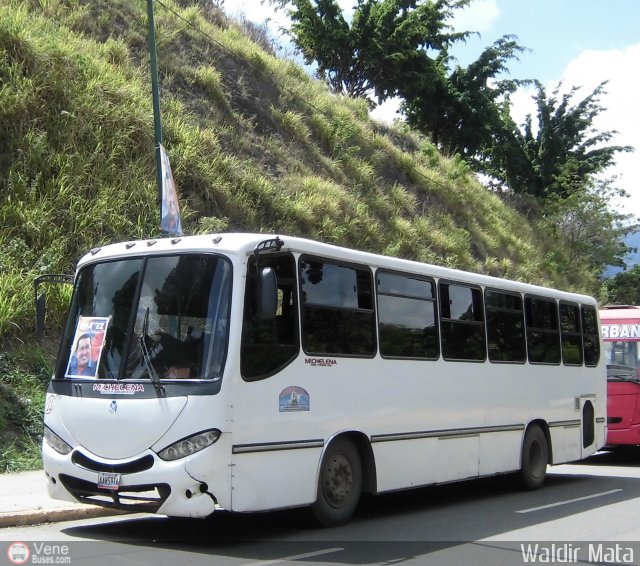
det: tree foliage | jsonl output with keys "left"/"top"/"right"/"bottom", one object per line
{"left": 276, "top": 0, "right": 470, "bottom": 102}
{"left": 278, "top": 0, "right": 533, "bottom": 162}
{"left": 476, "top": 81, "right": 635, "bottom": 280}
{"left": 278, "top": 0, "right": 632, "bottom": 200}
{"left": 542, "top": 179, "right": 634, "bottom": 277}
{"left": 402, "top": 35, "right": 527, "bottom": 158}
{"left": 602, "top": 264, "right": 640, "bottom": 306}
{"left": 482, "top": 81, "right": 633, "bottom": 200}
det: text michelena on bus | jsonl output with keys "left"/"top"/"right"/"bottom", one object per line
{"left": 42, "top": 233, "right": 606, "bottom": 526}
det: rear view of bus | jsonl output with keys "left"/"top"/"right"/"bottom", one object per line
{"left": 601, "top": 305, "right": 640, "bottom": 447}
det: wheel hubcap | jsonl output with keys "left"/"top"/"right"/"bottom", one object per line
{"left": 323, "top": 453, "right": 352, "bottom": 508}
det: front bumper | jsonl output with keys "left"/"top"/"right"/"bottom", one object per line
{"left": 606, "top": 422, "right": 640, "bottom": 447}
{"left": 42, "top": 435, "right": 231, "bottom": 518}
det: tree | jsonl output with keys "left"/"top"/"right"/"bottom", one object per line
{"left": 402, "top": 35, "right": 527, "bottom": 158}
{"left": 276, "top": 0, "right": 528, "bottom": 159}
{"left": 543, "top": 179, "right": 634, "bottom": 278}
{"left": 482, "top": 82, "right": 635, "bottom": 282}
{"left": 482, "top": 81, "right": 633, "bottom": 200}
{"left": 275, "top": 0, "right": 471, "bottom": 103}
{"left": 602, "top": 264, "right": 640, "bottom": 306}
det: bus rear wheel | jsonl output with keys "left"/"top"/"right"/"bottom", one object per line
{"left": 312, "top": 438, "right": 362, "bottom": 527}
{"left": 518, "top": 425, "right": 548, "bottom": 490}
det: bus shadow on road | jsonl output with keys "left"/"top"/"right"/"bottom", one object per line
{"left": 60, "top": 468, "right": 640, "bottom": 564}
{"left": 579, "top": 448, "right": 640, "bottom": 467}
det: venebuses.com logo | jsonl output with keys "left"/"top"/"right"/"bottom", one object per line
{"left": 6, "top": 542, "right": 71, "bottom": 564}
{"left": 7, "top": 543, "right": 30, "bottom": 565}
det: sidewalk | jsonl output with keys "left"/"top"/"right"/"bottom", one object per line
{"left": 0, "top": 470, "right": 126, "bottom": 528}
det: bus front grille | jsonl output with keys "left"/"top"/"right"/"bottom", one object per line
{"left": 59, "top": 474, "right": 170, "bottom": 513}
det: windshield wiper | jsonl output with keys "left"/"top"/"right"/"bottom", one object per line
{"left": 607, "top": 364, "right": 639, "bottom": 383}
{"left": 139, "top": 307, "right": 165, "bottom": 395}
{"left": 608, "top": 374, "right": 640, "bottom": 383}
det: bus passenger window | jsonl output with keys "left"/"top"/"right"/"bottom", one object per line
{"left": 525, "top": 297, "right": 560, "bottom": 364}
{"left": 300, "top": 257, "right": 376, "bottom": 357}
{"left": 377, "top": 271, "right": 438, "bottom": 359}
{"left": 241, "top": 254, "right": 299, "bottom": 381}
{"left": 485, "top": 290, "right": 526, "bottom": 363}
{"left": 560, "top": 302, "right": 583, "bottom": 366}
{"left": 439, "top": 283, "right": 486, "bottom": 361}
{"left": 581, "top": 305, "right": 600, "bottom": 367}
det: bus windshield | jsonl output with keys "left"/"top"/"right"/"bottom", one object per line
{"left": 56, "top": 254, "right": 232, "bottom": 381}
{"left": 603, "top": 340, "right": 640, "bottom": 381}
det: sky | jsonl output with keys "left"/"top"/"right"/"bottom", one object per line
{"left": 222, "top": 0, "right": 640, "bottom": 218}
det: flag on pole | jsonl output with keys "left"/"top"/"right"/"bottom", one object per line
{"left": 160, "top": 144, "right": 183, "bottom": 235}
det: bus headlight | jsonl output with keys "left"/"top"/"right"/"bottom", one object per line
{"left": 157, "top": 429, "right": 221, "bottom": 461}
{"left": 43, "top": 426, "right": 72, "bottom": 455}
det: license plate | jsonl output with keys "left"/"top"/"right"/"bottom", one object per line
{"left": 97, "top": 472, "right": 121, "bottom": 490}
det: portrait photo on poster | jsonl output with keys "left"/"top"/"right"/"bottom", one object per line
{"left": 64, "top": 316, "right": 111, "bottom": 378}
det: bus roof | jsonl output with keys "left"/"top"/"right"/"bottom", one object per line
{"left": 600, "top": 305, "right": 640, "bottom": 321}
{"left": 77, "top": 233, "right": 596, "bottom": 304}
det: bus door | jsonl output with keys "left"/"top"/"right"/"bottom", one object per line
{"left": 578, "top": 394, "right": 596, "bottom": 458}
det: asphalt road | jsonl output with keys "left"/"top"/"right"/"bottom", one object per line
{"left": 3, "top": 451, "right": 640, "bottom": 565}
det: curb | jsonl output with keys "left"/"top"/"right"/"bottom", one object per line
{"left": 0, "top": 507, "right": 130, "bottom": 528}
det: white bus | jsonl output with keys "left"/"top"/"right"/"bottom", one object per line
{"left": 42, "top": 233, "right": 606, "bottom": 526}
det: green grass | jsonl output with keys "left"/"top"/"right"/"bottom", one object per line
{"left": 0, "top": 350, "right": 52, "bottom": 472}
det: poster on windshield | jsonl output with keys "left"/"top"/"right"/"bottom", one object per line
{"left": 65, "top": 316, "right": 111, "bottom": 378}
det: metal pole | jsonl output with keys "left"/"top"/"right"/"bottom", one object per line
{"left": 147, "top": 0, "right": 163, "bottom": 212}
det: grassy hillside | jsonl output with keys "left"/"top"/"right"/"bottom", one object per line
{"left": 0, "top": 0, "right": 600, "bottom": 470}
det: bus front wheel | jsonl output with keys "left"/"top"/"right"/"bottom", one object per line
{"left": 518, "top": 425, "right": 548, "bottom": 490}
{"left": 312, "top": 438, "right": 362, "bottom": 527}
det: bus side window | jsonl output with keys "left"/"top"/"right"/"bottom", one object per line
{"left": 377, "top": 271, "right": 438, "bottom": 359}
{"left": 525, "top": 296, "right": 560, "bottom": 364}
{"left": 485, "top": 290, "right": 526, "bottom": 363}
{"left": 241, "top": 254, "right": 299, "bottom": 381}
{"left": 299, "top": 257, "right": 376, "bottom": 357}
{"left": 560, "top": 302, "right": 583, "bottom": 366}
{"left": 581, "top": 305, "right": 600, "bottom": 367}
{"left": 439, "top": 282, "right": 486, "bottom": 361}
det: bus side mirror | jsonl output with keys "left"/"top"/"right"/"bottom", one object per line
{"left": 257, "top": 267, "right": 278, "bottom": 320}
{"left": 33, "top": 273, "right": 74, "bottom": 341}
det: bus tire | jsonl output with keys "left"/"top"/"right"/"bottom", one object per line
{"left": 518, "top": 425, "right": 548, "bottom": 491}
{"left": 312, "top": 438, "right": 362, "bottom": 527}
